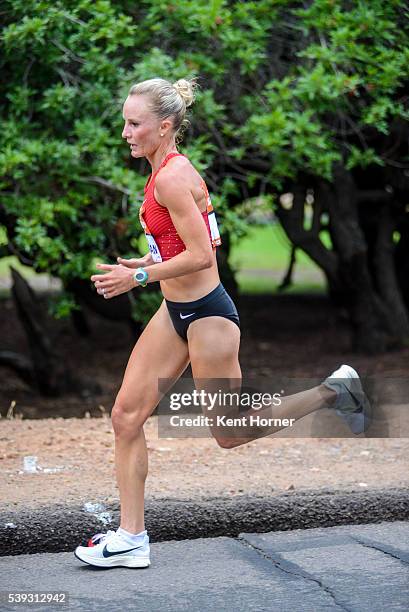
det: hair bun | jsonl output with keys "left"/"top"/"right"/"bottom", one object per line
{"left": 172, "top": 78, "right": 198, "bottom": 108}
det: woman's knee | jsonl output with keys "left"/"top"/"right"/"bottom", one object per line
{"left": 209, "top": 428, "right": 239, "bottom": 449}
{"left": 214, "top": 435, "right": 238, "bottom": 449}
{"left": 111, "top": 392, "right": 153, "bottom": 437}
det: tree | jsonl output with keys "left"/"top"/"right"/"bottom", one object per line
{"left": 236, "top": 0, "right": 409, "bottom": 352}
{"left": 1, "top": 0, "right": 408, "bottom": 377}
{"left": 0, "top": 0, "right": 245, "bottom": 312}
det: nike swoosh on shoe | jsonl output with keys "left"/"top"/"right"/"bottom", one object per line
{"left": 103, "top": 544, "right": 143, "bottom": 558}
{"left": 343, "top": 386, "right": 364, "bottom": 413}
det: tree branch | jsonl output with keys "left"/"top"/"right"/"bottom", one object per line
{"left": 276, "top": 185, "right": 338, "bottom": 280}
{"left": 75, "top": 176, "right": 132, "bottom": 195}
{"left": 50, "top": 38, "right": 86, "bottom": 65}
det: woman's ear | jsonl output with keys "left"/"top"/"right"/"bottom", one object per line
{"left": 161, "top": 118, "right": 173, "bottom": 134}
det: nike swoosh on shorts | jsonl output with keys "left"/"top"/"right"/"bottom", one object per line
{"left": 103, "top": 544, "right": 143, "bottom": 558}
{"left": 179, "top": 312, "right": 196, "bottom": 319}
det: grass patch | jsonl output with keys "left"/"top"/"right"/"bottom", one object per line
{"left": 236, "top": 273, "right": 326, "bottom": 295}
{"left": 230, "top": 224, "right": 327, "bottom": 294}
{"left": 229, "top": 224, "right": 328, "bottom": 271}
{"left": 0, "top": 256, "right": 36, "bottom": 278}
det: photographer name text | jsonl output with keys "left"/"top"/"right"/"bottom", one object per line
{"left": 169, "top": 415, "right": 295, "bottom": 428}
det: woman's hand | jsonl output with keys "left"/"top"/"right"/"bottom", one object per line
{"left": 91, "top": 263, "right": 137, "bottom": 299}
{"left": 117, "top": 253, "right": 154, "bottom": 268}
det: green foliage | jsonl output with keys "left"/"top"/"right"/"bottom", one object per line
{"left": 129, "top": 290, "right": 163, "bottom": 328}
{"left": 48, "top": 291, "right": 81, "bottom": 319}
{"left": 238, "top": 0, "right": 408, "bottom": 187}
{"left": 1, "top": 0, "right": 407, "bottom": 314}
{"left": 1, "top": 0, "right": 241, "bottom": 317}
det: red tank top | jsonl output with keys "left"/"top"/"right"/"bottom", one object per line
{"left": 139, "top": 152, "right": 221, "bottom": 262}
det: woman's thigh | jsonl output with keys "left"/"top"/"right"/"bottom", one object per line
{"left": 115, "top": 300, "right": 190, "bottom": 422}
{"left": 187, "top": 316, "right": 241, "bottom": 379}
{"left": 187, "top": 316, "right": 242, "bottom": 442}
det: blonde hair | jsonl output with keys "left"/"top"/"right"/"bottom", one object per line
{"left": 129, "top": 77, "right": 199, "bottom": 142}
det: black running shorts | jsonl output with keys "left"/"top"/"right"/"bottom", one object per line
{"left": 165, "top": 283, "right": 240, "bottom": 341}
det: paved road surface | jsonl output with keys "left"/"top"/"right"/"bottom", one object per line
{"left": 0, "top": 521, "right": 408, "bottom": 611}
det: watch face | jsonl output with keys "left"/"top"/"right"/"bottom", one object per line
{"left": 135, "top": 270, "right": 147, "bottom": 283}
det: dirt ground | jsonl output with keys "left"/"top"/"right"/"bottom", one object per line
{"left": 1, "top": 416, "right": 408, "bottom": 513}
{"left": 1, "top": 292, "right": 408, "bottom": 512}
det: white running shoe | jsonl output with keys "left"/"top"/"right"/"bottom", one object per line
{"left": 74, "top": 529, "right": 150, "bottom": 568}
{"left": 323, "top": 364, "right": 371, "bottom": 435}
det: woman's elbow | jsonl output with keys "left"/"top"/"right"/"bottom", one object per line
{"left": 195, "top": 250, "right": 213, "bottom": 271}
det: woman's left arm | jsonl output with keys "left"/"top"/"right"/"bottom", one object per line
{"left": 91, "top": 169, "right": 213, "bottom": 298}
{"left": 142, "top": 170, "right": 213, "bottom": 282}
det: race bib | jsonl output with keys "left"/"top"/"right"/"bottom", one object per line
{"left": 201, "top": 181, "right": 222, "bottom": 248}
{"left": 207, "top": 210, "right": 222, "bottom": 247}
{"left": 146, "top": 233, "right": 163, "bottom": 263}
{"left": 139, "top": 201, "right": 163, "bottom": 263}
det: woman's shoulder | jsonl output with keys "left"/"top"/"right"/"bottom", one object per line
{"left": 156, "top": 154, "right": 200, "bottom": 189}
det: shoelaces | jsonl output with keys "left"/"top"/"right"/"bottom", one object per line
{"left": 88, "top": 530, "right": 116, "bottom": 547}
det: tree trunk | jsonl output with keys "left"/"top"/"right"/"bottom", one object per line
{"left": 326, "top": 167, "right": 409, "bottom": 351}
{"left": 4, "top": 267, "right": 100, "bottom": 397}
{"left": 216, "top": 231, "right": 238, "bottom": 299}
{"left": 277, "top": 168, "right": 409, "bottom": 353}
{"left": 66, "top": 278, "right": 134, "bottom": 320}
{"left": 65, "top": 278, "right": 142, "bottom": 337}
{"left": 394, "top": 213, "right": 409, "bottom": 312}
{"left": 374, "top": 204, "right": 409, "bottom": 341}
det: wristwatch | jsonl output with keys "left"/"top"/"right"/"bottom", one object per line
{"left": 133, "top": 267, "right": 149, "bottom": 287}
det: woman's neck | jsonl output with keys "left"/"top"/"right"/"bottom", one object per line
{"left": 148, "top": 144, "right": 179, "bottom": 174}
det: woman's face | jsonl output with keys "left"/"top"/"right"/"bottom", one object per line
{"left": 122, "top": 95, "right": 165, "bottom": 159}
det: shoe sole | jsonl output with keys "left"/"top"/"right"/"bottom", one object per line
{"left": 325, "top": 365, "right": 371, "bottom": 435}
{"left": 74, "top": 550, "right": 150, "bottom": 568}
{"left": 342, "top": 371, "right": 372, "bottom": 434}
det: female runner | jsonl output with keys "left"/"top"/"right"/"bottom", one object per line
{"left": 74, "top": 77, "right": 370, "bottom": 568}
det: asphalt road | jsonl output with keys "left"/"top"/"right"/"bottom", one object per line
{"left": 0, "top": 521, "right": 408, "bottom": 611}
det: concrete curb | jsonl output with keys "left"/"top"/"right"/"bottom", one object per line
{"left": 2, "top": 487, "right": 409, "bottom": 556}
